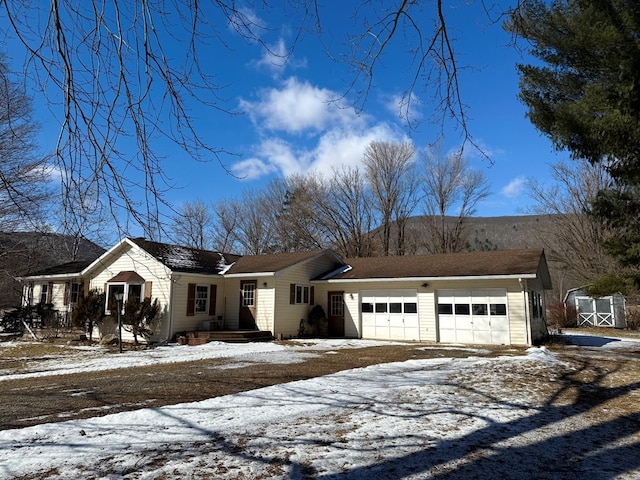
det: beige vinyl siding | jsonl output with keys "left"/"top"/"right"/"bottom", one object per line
{"left": 272, "top": 255, "right": 339, "bottom": 337}
{"left": 506, "top": 289, "right": 528, "bottom": 345}
{"left": 256, "top": 286, "right": 275, "bottom": 332}
{"left": 419, "top": 291, "right": 437, "bottom": 341}
{"left": 221, "top": 277, "right": 275, "bottom": 332}
{"left": 342, "top": 290, "right": 359, "bottom": 338}
{"left": 89, "top": 244, "right": 172, "bottom": 342}
{"left": 170, "top": 275, "right": 225, "bottom": 334}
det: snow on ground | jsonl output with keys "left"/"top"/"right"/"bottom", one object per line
{"left": 0, "top": 338, "right": 403, "bottom": 381}
{"left": 1, "top": 334, "right": 639, "bottom": 479}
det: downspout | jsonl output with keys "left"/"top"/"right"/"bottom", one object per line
{"left": 519, "top": 278, "right": 531, "bottom": 346}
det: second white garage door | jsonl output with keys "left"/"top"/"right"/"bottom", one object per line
{"left": 436, "top": 289, "right": 510, "bottom": 345}
{"left": 361, "top": 289, "right": 419, "bottom": 341}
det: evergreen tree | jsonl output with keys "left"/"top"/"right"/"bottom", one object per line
{"left": 71, "top": 289, "right": 105, "bottom": 342}
{"left": 507, "top": 0, "right": 640, "bottom": 269}
{"left": 122, "top": 297, "right": 161, "bottom": 346}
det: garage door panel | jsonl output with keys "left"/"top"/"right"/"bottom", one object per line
{"left": 361, "top": 289, "right": 419, "bottom": 341}
{"left": 437, "top": 289, "right": 509, "bottom": 345}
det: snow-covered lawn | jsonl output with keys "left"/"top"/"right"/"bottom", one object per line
{"left": 1, "top": 334, "right": 639, "bottom": 479}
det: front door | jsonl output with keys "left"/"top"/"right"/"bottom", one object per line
{"left": 239, "top": 280, "right": 257, "bottom": 329}
{"left": 328, "top": 291, "right": 345, "bottom": 337}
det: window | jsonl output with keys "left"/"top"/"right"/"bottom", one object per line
{"left": 128, "top": 284, "right": 142, "bottom": 304}
{"left": 39, "top": 284, "right": 49, "bottom": 304}
{"left": 389, "top": 302, "right": 402, "bottom": 314}
{"left": 330, "top": 294, "right": 344, "bottom": 317}
{"left": 530, "top": 292, "right": 545, "bottom": 318}
{"left": 187, "top": 283, "right": 216, "bottom": 316}
{"left": 438, "top": 303, "right": 453, "bottom": 315}
{"left": 472, "top": 303, "right": 488, "bottom": 315}
{"left": 195, "top": 285, "right": 208, "bottom": 313}
{"left": 243, "top": 283, "right": 255, "bottom": 307}
{"left": 106, "top": 284, "right": 125, "bottom": 314}
{"left": 404, "top": 302, "right": 417, "bottom": 314}
{"left": 455, "top": 304, "right": 470, "bottom": 315}
{"left": 106, "top": 282, "right": 148, "bottom": 314}
{"left": 375, "top": 302, "right": 387, "bottom": 313}
{"left": 70, "top": 283, "right": 80, "bottom": 304}
{"left": 490, "top": 303, "right": 507, "bottom": 315}
{"left": 295, "top": 285, "right": 310, "bottom": 304}
{"left": 362, "top": 302, "right": 374, "bottom": 313}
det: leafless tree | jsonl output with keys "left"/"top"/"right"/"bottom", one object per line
{"left": 0, "top": 56, "right": 50, "bottom": 230}
{"left": 234, "top": 189, "right": 276, "bottom": 255}
{"left": 170, "top": 199, "right": 214, "bottom": 250}
{"left": 526, "top": 160, "right": 621, "bottom": 292}
{"left": 211, "top": 199, "right": 242, "bottom": 254}
{"left": 0, "top": 1, "right": 510, "bottom": 237}
{"left": 422, "top": 145, "right": 490, "bottom": 253}
{"left": 263, "top": 176, "right": 325, "bottom": 253}
{"left": 363, "top": 141, "right": 419, "bottom": 256}
{"left": 313, "top": 167, "right": 375, "bottom": 258}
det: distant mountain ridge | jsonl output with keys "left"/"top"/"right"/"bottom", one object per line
{"left": 402, "top": 214, "right": 553, "bottom": 253}
{"left": 0, "top": 232, "right": 106, "bottom": 308}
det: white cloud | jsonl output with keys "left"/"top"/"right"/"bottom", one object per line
{"left": 240, "top": 77, "right": 363, "bottom": 134}
{"left": 385, "top": 92, "right": 423, "bottom": 124}
{"left": 501, "top": 177, "right": 527, "bottom": 198}
{"left": 231, "top": 157, "right": 277, "bottom": 180}
{"left": 236, "top": 77, "right": 409, "bottom": 179}
{"left": 258, "top": 38, "right": 289, "bottom": 68}
{"left": 253, "top": 38, "right": 308, "bottom": 75}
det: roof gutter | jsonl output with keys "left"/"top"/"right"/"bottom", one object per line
{"left": 15, "top": 273, "right": 83, "bottom": 282}
{"left": 315, "top": 273, "right": 538, "bottom": 284}
{"left": 224, "top": 272, "right": 277, "bottom": 278}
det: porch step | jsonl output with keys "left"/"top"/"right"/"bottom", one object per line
{"left": 185, "top": 330, "right": 274, "bottom": 345}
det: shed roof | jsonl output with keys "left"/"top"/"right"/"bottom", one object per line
{"left": 328, "top": 249, "right": 550, "bottom": 286}
{"left": 128, "top": 238, "right": 242, "bottom": 275}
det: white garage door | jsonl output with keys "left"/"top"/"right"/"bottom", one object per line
{"left": 437, "top": 289, "right": 509, "bottom": 345}
{"left": 361, "top": 289, "right": 419, "bottom": 341}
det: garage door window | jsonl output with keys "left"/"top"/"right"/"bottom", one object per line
{"left": 362, "top": 302, "right": 374, "bottom": 313}
{"left": 472, "top": 304, "right": 488, "bottom": 315}
{"left": 375, "top": 303, "right": 387, "bottom": 313}
{"left": 438, "top": 303, "right": 452, "bottom": 314}
{"left": 455, "top": 304, "right": 470, "bottom": 315}
{"left": 390, "top": 302, "right": 402, "bottom": 313}
{"left": 404, "top": 302, "right": 417, "bottom": 314}
{"left": 491, "top": 303, "right": 507, "bottom": 315}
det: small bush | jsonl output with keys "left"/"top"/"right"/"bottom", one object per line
{"left": 625, "top": 306, "right": 640, "bottom": 330}
{"left": 547, "top": 302, "right": 577, "bottom": 329}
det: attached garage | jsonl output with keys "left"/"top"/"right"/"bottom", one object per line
{"left": 315, "top": 248, "right": 551, "bottom": 346}
{"left": 437, "top": 289, "right": 510, "bottom": 345}
{"left": 361, "top": 289, "right": 419, "bottom": 341}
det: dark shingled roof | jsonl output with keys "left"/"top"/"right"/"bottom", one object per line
{"left": 24, "top": 260, "right": 94, "bottom": 277}
{"left": 226, "top": 250, "right": 334, "bottom": 275}
{"left": 128, "top": 238, "right": 242, "bottom": 274}
{"left": 334, "top": 249, "right": 547, "bottom": 281}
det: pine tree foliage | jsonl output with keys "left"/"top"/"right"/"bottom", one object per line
{"left": 507, "top": 0, "right": 640, "bottom": 269}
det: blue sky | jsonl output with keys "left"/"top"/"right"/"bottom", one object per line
{"left": 4, "top": 1, "right": 569, "bottom": 231}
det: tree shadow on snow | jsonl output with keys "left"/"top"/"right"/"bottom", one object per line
{"left": 314, "top": 358, "right": 640, "bottom": 479}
